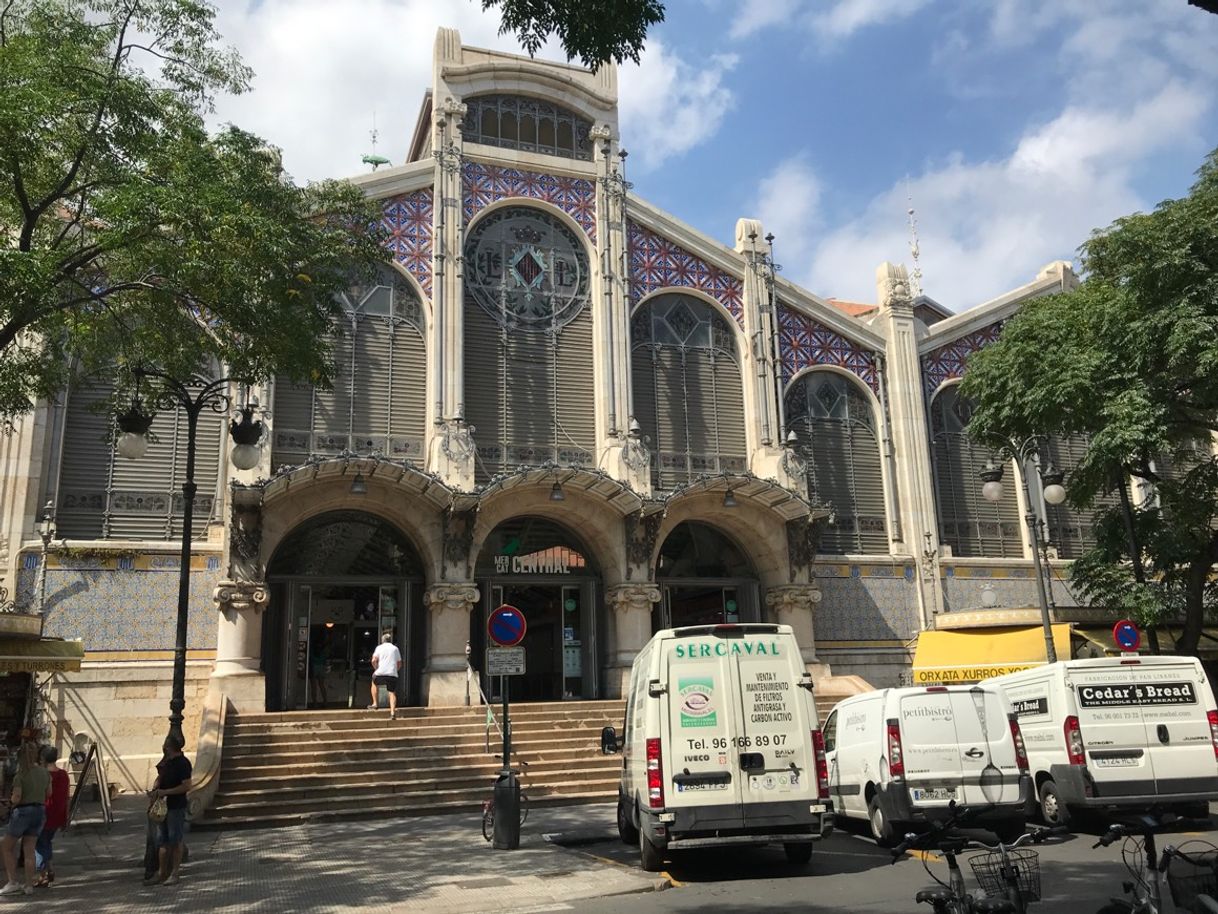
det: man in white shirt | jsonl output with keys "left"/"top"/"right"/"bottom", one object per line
{"left": 369, "top": 633, "right": 403, "bottom": 720}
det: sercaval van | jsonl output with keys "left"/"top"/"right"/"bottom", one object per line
{"left": 989, "top": 656, "right": 1218, "bottom": 827}
{"left": 600, "top": 623, "right": 833, "bottom": 871}
{"left": 822, "top": 685, "right": 1032, "bottom": 845}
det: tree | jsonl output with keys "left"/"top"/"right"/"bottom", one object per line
{"left": 483, "top": 0, "right": 665, "bottom": 68}
{"left": 962, "top": 148, "right": 1218, "bottom": 654}
{"left": 0, "top": 0, "right": 387, "bottom": 424}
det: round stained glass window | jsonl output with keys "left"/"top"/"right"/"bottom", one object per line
{"left": 464, "top": 207, "right": 590, "bottom": 330}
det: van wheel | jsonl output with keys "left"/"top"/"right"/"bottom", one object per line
{"left": 617, "top": 796, "right": 639, "bottom": 845}
{"left": 1038, "top": 780, "right": 1071, "bottom": 828}
{"left": 868, "top": 795, "right": 896, "bottom": 847}
{"left": 639, "top": 827, "right": 664, "bottom": 872}
{"left": 783, "top": 842, "right": 813, "bottom": 865}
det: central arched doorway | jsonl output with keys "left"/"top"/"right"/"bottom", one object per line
{"left": 473, "top": 516, "right": 601, "bottom": 702}
{"left": 264, "top": 510, "right": 426, "bottom": 711}
{"left": 654, "top": 521, "right": 759, "bottom": 631}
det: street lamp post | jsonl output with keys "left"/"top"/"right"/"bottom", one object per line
{"left": 36, "top": 501, "right": 56, "bottom": 615}
{"left": 116, "top": 369, "right": 263, "bottom": 744}
{"left": 979, "top": 437, "right": 1067, "bottom": 664}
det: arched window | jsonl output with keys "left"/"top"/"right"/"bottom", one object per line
{"left": 630, "top": 294, "right": 746, "bottom": 490}
{"left": 929, "top": 384, "right": 1022, "bottom": 557}
{"left": 785, "top": 371, "right": 887, "bottom": 554}
{"left": 460, "top": 94, "right": 593, "bottom": 161}
{"left": 1041, "top": 434, "right": 1122, "bottom": 559}
{"left": 271, "top": 264, "right": 426, "bottom": 467}
{"left": 463, "top": 206, "right": 595, "bottom": 482}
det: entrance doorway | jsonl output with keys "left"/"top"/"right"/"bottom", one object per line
{"left": 264, "top": 511, "right": 425, "bottom": 711}
{"left": 654, "top": 521, "right": 759, "bottom": 630}
{"left": 473, "top": 516, "right": 601, "bottom": 702}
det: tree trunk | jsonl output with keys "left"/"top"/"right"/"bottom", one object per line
{"left": 1177, "top": 557, "right": 1208, "bottom": 657}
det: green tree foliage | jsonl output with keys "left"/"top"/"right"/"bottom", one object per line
{"left": 962, "top": 149, "right": 1218, "bottom": 653}
{"left": 484, "top": 0, "right": 665, "bottom": 68}
{"left": 0, "top": 0, "right": 387, "bottom": 423}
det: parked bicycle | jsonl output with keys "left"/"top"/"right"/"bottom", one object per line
{"left": 1163, "top": 843, "right": 1218, "bottom": 914}
{"left": 481, "top": 755, "right": 530, "bottom": 843}
{"left": 1091, "top": 811, "right": 1214, "bottom": 914}
{"left": 891, "top": 803, "right": 1065, "bottom": 913}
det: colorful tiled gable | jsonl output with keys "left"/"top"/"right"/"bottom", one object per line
{"left": 920, "top": 321, "right": 1004, "bottom": 396}
{"left": 462, "top": 161, "right": 597, "bottom": 242}
{"left": 626, "top": 221, "right": 744, "bottom": 326}
{"left": 778, "top": 304, "right": 879, "bottom": 394}
{"left": 381, "top": 190, "right": 434, "bottom": 297}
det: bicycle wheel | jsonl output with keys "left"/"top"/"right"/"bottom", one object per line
{"left": 481, "top": 801, "right": 494, "bottom": 842}
{"left": 519, "top": 792, "right": 529, "bottom": 826}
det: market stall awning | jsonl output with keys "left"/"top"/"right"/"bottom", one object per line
{"left": 1074, "top": 625, "right": 1218, "bottom": 659}
{"left": 0, "top": 639, "right": 84, "bottom": 673}
{"left": 911, "top": 624, "right": 1072, "bottom": 685}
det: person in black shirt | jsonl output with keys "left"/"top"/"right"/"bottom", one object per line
{"left": 143, "top": 735, "right": 192, "bottom": 886}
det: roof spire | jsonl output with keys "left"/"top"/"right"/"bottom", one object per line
{"left": 906, "top": 184, "right": 923, "bottom": 299}
{"left": 362, "top": 109, "right": 390, "bottom": 171}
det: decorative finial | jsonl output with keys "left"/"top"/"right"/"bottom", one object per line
{"left": 362, "top": 110, "right": 390, "bottom": 171}
{"left": 906, "top": 186, "right": 923, "bottom": 298}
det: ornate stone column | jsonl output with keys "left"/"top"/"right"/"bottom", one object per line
{"left": 210, "top": 485, "right": 268, "bottom": 710}
{"left": 422, "top": 582, "right": 479, "bottom": 706}
{"left": 765, "top": 584, "right": 828, "bottom": 678}
{"left": 604, "top": 583, "right": 660, "bottom": 699}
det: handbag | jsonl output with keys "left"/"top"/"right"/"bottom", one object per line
{"left": 148, "top": 795, "right": 168, "bottom": 823}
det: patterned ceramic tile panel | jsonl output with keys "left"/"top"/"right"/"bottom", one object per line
{"left": 940, "top": 572, "right": 1074, "bottom": 613}
{"left": 626, "top": 221, "right": 744, "bottom": 326}
{"left": 920, "top": 321, "right": 1004, "bottom": 396}
{"left": 381, "top": 190, "right": 434, "bottom": 297}
{"left": 778, "top": 304, "right": 879, "bottom": 394}
{"left": 20, "top": 565, "right": 221, "bottom": 651}
{"left": 813, "top": 574, "right": 920, "bottom": 641}
{"left": 462, "top": 162, "right": 597, "bottom": 242}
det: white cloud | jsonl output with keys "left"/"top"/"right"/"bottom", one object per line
{"left": 729, "top": 0, "right": 801, "bottom": 40}
{"left": 754, "top": 155, "right": 822, "bottom": 269}
{"left": 618, "top": 41, "right": 738, "bottom": 171}
{"left": 809, "top": 0, "right": 931, "bottom": 38}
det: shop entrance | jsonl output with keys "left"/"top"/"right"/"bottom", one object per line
{"left": 473, "top": 516, "right": 601, "bottom": 702}
{"left": 654, "top": 521, "right": 760, "bottom": 630}
{"left": 263, "top": 511, "right": 425, "bottom": 711}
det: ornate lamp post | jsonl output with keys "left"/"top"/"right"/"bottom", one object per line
{"left": 979, "top": 438, "right": 1067, "bottom": 663}
{"left": 36, "top": 501, "right": 56, "bottom": 615}
{"left": 116, "top": 369, "right": 264, "bottom": 743}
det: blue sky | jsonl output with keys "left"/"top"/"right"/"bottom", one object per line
{"left": 211, "top": 0, "right": 1218, "bottom": 310}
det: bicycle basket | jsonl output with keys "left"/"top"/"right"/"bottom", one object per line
{"left": 968, "top": 849, "right": 1041, "bottom": 902}
{"left": 1167, "top": 850, "right": 1218, "bottom": 907}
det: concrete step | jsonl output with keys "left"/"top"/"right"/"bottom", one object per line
{"left": 229, "top": 700, "right": 625, "bottom": 727}
{"left": 224, "top": 729, "right": 604, "bottom": 758}
{"left": 223, "top": 750, "right": 620, "bottom": 783}
{"left": 223, "top": 739, "right": 605, "bottom": 771}
{"left": 224, "top": 717, "right": 617, "bottom": 747}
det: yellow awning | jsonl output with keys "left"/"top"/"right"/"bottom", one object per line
{"left": 911, "top": 624, "right": 1072, "bottom": 685}
{"left": 1074, "top": 625, "right": 1218, "bottom": 659}
{"left": 0, "top": 639, "right": 84, "bottom": 673}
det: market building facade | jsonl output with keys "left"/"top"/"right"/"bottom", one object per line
{"left": 0, "top": 29, "right": 1112, "bottom": 788}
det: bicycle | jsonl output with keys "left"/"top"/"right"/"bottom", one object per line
{"left": 480, "top": 756, "right": 530, "bottom": 842}
{"left": 891, "top": 802, "right": 1066, "bottom": 913}
{"left": 1163, "top": 842, "right": 1218, "bottom": 914}
{"left": 1091, "top": 811, "right": 1214, "bottom": 913}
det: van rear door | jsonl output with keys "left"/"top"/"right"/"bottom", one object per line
{"left": 1071, "top": 663, "right": 1157, "bottom": 792}
{"left": 898, "top": 689, "right": 963, "bottom": 809}
{"left": 949, "top": 687, "right": 1023, "bottom": 807}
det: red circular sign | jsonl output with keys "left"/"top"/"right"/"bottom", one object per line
{"left": 1113, "top": 619, "right": 1141, "bottom": 652}
{"left": 488, "top": 604, "right": 527, "bottom": 647}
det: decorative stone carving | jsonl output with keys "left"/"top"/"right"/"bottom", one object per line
{"left": 623, "top": 513, "right": 662, "bottom": 581}
{"left": 424, "top": 582, "right": 480, "bottom": 615}
{"left": 765, "top": 585, "right": 822, "bottom": 615}
{"left": 606, "top": 583, "right": 661, "bottom": 614}
{"left": 442, "top": 508, "right": 476, "bottom": 579}
{"left": 877, "top": 261, "right": 912, "bottom": 313}
{"left": 228, "top": 484, "right": 263, "bottom": 581}
{"left": 213, "top": 580, "right": 269, "bottom": 615}
{"left": 786, "top": 517, "right": 821, "bottom": 583}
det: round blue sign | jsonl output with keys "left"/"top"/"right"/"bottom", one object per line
{"left": 489, "top": 604, "right": 527, "bottom": 647}
{"left": 1113, "top": 619, "right": 1141, "bottom": 652}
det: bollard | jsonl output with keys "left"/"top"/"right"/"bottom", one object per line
{"left": 492, "top": 769, "right": 520, "bottom": 849}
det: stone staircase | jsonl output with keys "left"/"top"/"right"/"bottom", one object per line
{"left": 202, "top": 700, "right": 626, "bottom": 828}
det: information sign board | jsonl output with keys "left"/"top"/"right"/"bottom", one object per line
{"left": 486, "top": 646, "right": 526, "bottom": 676}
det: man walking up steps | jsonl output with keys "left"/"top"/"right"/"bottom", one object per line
{"left": 369, "top": 633, "right": 402, "bottom": 721}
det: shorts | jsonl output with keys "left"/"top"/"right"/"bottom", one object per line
{"left": 6, "top": 805, "right": 45, "bottom": 838}
{"left": 155, "top": 807, "right": 188, "bottom": 848}
{"left": 372, "top": 674, "right": 399, "bottom": 691}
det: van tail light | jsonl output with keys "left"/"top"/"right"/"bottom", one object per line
{"left": 886, "top": 720, "right": 905, "bottom": 778}
{"left": 1009, "top": 717, "right": 1030, "bottom": 772}
{"left": 646, "top": 738, "right": 665, "bottom": 809}
{"left": 1207, "top": 711, "right": 1218, "bottom": 762}
{"left": 811, "top": 730, "right": 829, "bottom": 799}
{"left": 1064, "top": 715, "right": 1085, "bottom": 765}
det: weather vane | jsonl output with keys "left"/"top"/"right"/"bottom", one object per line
{"left": 362, "top": 110, "right": 390, "bottom": 171}
{"left": 906, "top": 186, "right": 923, "bottom": 299}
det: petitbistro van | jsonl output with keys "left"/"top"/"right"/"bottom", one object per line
{"left": 600, "top": 623, "right": 833, "bottom": 871}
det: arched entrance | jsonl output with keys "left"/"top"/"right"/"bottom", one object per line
{"left": 264, "top": 510, "right": 426, "bottom": 711}
{"left": 654, "top": 521, "right": 759, "bottom": 630}
{"left": 473, "top": 516, "right": 601, "bottom": 702}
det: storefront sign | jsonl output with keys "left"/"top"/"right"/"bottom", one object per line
{"left": 493, "top": 552, "right": 574, "bottom": 574}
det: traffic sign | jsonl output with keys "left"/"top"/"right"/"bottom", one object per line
{"left": 488, "top": 604, "right": 527, "bottom": 647}
{"left": 1113, "top": 619, "right": 1141, "bottom": 652}
{"left": 486, "top": 646, "right": 526, "bottom": 676}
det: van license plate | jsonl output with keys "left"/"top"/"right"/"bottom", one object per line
{"left": 1092, "top": 756, "right": 1138, "bottom": 768}
{"left": 911, "top": 787, "right": 957, "bottom": 801}
{"left": 676, "top": 781, "right": 729, "bottom": 792}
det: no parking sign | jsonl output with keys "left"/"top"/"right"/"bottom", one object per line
{"left": 1113, "top": 619, "right": 1141, "bottom": 653}
{"left": 488, "top": 604, "right": 527, "bottom": 647}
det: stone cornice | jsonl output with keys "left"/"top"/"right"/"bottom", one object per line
{"left": 918, "top": 267, "right": 1072, "bottom": 354}
{"left": 347, "top": 159, "right": 435, "bottom": 200}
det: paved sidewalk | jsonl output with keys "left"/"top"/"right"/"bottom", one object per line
{"left": 22, "top": 799, "right": 660, "bottom": 913}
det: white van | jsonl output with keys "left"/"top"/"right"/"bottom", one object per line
{"left": 600, "top": 623, "right": 833, "bottom": 871}
{"left": 822, "top": 685, "right": 1032, "bottom": 845}
{"left": 990, "top": 656, "right": 1218, "bottom": 827}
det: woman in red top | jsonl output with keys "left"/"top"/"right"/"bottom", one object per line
{"left": 34, "top": 747, "right": 68, "bottom": 888}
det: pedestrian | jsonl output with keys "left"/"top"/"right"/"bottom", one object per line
{"left": 368, "top": 632, "right": 402, "bottom": 720}
{"left": 33, "top": 746, "right": 69, "bottom": 888}
{"left": 143, "top": 734, "right": 192, "bottom": 887}
{"left": 0, "top": 741, "right": 50, "bottom": 896}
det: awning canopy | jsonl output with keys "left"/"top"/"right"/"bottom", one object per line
{"left": 911, "top": 624, "right": 1072, "bottom": 685}
{"left": 0, "top": 639, "right": 84, "bottom": 673}
{"left": 1074, "top": 625, "right": 1218, "bottom": 660}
